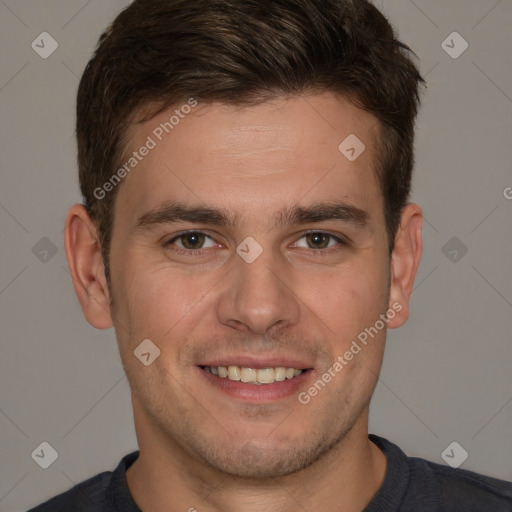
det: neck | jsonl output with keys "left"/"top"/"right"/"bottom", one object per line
{"left": 126, "top": 406, "right": 387, "bottom": 512}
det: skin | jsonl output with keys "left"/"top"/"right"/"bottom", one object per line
{"left": 65, "top": 93, "right": 423, "bottom": 512}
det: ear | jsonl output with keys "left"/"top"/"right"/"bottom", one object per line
{"left": 387, "top": 203, "right": 423, "bottom": 329}
{"left": 64, "top": 204, "right": 113, "bottom": 329}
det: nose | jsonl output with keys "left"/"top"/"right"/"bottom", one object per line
{"left": 216, "top": 247, "right": 300, "bottom": 336}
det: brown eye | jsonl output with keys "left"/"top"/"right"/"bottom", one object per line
{"left": 179, "top": 232, "right": 206, "bottom": 250}
{"left": 305, "top": 232, "right": 331, "bottom": 249}
{"left": 165, "top": 231, "right": 215, "bottom": 252}
{"left": 291, "top": 231, "right": 346, "bottom": 254}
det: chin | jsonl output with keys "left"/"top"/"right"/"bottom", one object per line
{"left": 194, "top": 435, "right": 337, "bottom": 480}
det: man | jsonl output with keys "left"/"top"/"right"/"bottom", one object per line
{"left": 30, "top": 0, "right": 512, "bottom": 510}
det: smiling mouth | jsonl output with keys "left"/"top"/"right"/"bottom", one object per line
{"left": 200, "top": 365, "right": 309, "bottom": 385}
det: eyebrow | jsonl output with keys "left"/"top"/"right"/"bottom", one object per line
{"left": 134, "top": 200, "right": 370, "bottom": 232}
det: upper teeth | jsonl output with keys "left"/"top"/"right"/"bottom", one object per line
{"left": 204, "top": 366, "right": 303, "bottom": 384}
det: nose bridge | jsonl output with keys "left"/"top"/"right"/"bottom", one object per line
{"left": 216, "top": 243, "right": 300, "bottom": 335}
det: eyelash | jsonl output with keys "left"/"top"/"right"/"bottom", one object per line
{"left": 164, "top": 230, "right": 347, "bottom": 257}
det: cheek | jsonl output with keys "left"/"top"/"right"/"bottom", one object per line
{"left": 111, "top": 256, "right": 194, "bottom": 341}
{"left": 305, "top": 261, "right": 389, "bottom": 333}
{"left": 132, "top": 271, "right": 198, "bottom": 328}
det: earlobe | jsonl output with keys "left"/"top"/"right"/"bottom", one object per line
{"left": 387, "top": 203, "right": 423, "bottom": 329}
{"left": 64, "top": 204, "right": 113, "bottom": 329}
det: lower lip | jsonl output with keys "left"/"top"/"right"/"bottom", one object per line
{"left": 197, "top": 367, "right": 313, "bottom": 402}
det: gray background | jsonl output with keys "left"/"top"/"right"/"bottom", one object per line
{"left": 0, "top": 0, "right": 511, "bottom": 510}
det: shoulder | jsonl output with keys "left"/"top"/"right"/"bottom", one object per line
{"left": 409, "top": 454, "right": 512, "bottom": 511}
{"left": 369, "top": 435, "right": 512, "bottom": 512}
{"left": 26, "top": 472, "right": 112, "bottom": 512}
{"left": 27, "top": 452, "right": 139, "bottom": 512}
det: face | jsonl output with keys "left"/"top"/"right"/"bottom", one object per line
{"left": 103, "top": 94, "right": 402, "bottom": 478}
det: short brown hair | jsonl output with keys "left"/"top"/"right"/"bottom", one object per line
{"left": 77, "top": 0, "right": 424, "bottom": 285}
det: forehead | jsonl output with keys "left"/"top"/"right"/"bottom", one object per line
{"left": 115, "top": 93, "right": 383, "bottom": 229}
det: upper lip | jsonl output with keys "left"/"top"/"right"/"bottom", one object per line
{"left": 198, "top": 355, "right": 314, "bottom": 370}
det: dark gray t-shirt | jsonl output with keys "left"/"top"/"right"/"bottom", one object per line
{"left": 28, "top": 434, "right": 512, "bottom": 511}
